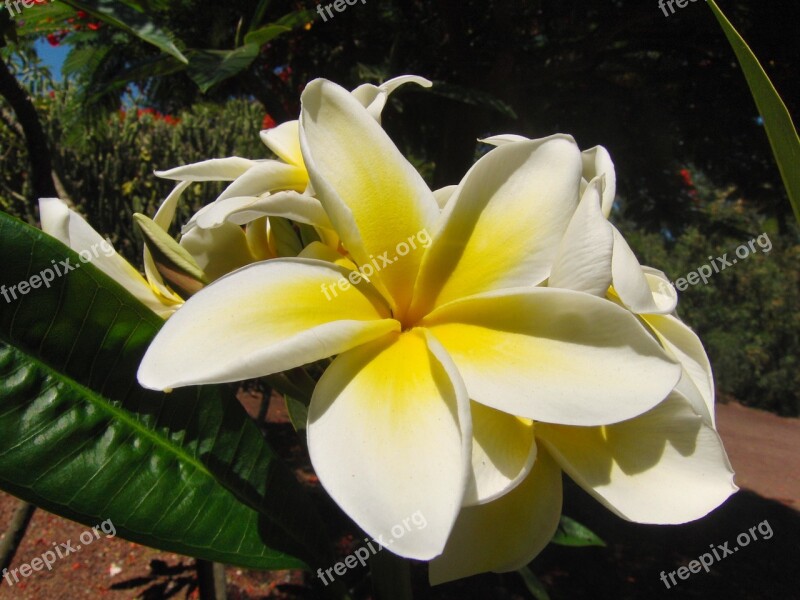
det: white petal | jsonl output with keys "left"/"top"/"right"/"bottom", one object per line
{"left": 537, "top": 392, "right": 737, "bottom": 524}
{"left": 548, "top": 177, "right": 614, "bottom": 296}
{"left": 429, "top": 448, "right": 562, "bottom": 584}
{"left": 188, "top": 191, "right": 332, "bottom": 231}
{"left": 179, "top": 222, "right": 256, "bottom": 281}
{"left": 611, "top": 227, "right": 672, "bottom": 315}
{"left": 645, "top": 313, "right": 715, "bottom": 425}
{"left": 300, "top": 78, "right": 439, "bottom": 314}
{"left": 308, "top": 329, "right": 471, "bottom": 560}
{"left": 138, "top": 258, "right": 398, "bottom": 390}
{"left": 478, "top": 134, "right": 529, "bottom": 147}
{"left": 260, "top": 120, "right": 305, "bottom": 168}
{"left": 409, "top": 135, "right": 583, "bottom": 318}
{"left": 155, "top": 157, "right": 256, "bottom": 181}
{"left": 351, "top": 75, "right": 432, "bottom": 123}
{"left": 642, "top": 266, "right": 678, "bottom": 314}
{"left": 433, "top": 185, "right": 458, "bottom": 210}
{"left": 423, "top": 287, "right": 681, "bottom": 426}
{"left": 39, "top": 198, "right": 176, "bottom": 318}
{"left": 580, "top": 146, "right": 616, "bottom": 218}
{"left": 216, "top": 160, "right": 308, "bottom": 201}
{"left": 464, "top": 402, "right": 537, "bottom": 506}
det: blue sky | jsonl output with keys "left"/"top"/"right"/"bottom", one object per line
{"left": 34, "top": 38, "right": 68, "bottom": 80}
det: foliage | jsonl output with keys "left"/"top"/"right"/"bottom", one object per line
{"left": 622, "top": 187, "right": 800, "bottom": 417}
{"left": 0, "top": 212, "right": 335, "bottom": 572}
{"left": 707, "top": 0, "right": 800, "bottom": 224}
{"left": 0, "top": 93, "right": 267, "bottom": 261}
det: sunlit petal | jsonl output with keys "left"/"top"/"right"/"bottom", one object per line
{"left": 610, "top": 228, "right": 672, "bottom": 315}
{"left": 580, "top": 146, "right": 616, "bottom": 218}
{"left": 300, "top": 78, "right": 440, "bottom": 315}
{"left": 424, "top": 288, "right": 680, "bottom": 425}
{"left": 155, "top": 157, "right": 256, "bottom": 181}
{"left": 138, "top": 259, "right": 398, "bottom": 390}
{"left": 409, "top": 135, "right": 582, "bottom": 317}
{"left": 548, "top": 177, "right": 614, "bottom": 296}
{"left": 260, "top": 120, "right": 305, "bottom": 168}
{"left": 188, "top": 191, "right": 332, "bottom": 231}
{"left": 433, "top": 185, "right": 457, "bottom": 210}
{"left": 216, "top": 160, "right": 308, "bottom": 202}
{"left": 308, "top": 329, "right": 471, "bottom": 560}
{"left": 351, "top": 75, "right": 432, "bottom": 123}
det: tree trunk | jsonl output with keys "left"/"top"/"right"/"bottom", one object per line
{"left": 0, "top": 56, "right": 57, "bottom": 201}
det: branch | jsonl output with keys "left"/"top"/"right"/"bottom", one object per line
{"left": 0, "top": 56, "right": 57, "bottom": 200}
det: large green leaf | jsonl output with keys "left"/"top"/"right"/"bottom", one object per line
{"left": 59, "top": 0, "right": 188, "bottom": 64}
{"left": 708, "top": 0, "right": 800, "bottom": 223}
{"left": 0, "top": 212, "right": 331, "bottom": 570}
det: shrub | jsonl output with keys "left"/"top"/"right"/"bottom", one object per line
{"left": 622, "top": 197, "right": 800, "bottom": 417}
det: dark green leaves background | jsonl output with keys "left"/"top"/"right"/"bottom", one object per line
{"left": 0, "top": 211, "right": 331, "bottom": 570}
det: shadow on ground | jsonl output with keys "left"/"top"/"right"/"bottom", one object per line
{"left": 430, "top": 480, "right": 799, "bottom": 599}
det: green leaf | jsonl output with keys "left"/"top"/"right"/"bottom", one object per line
{"left": 59, "top": 0, "right": 188, "bottom": 64}
{"left": 0, "top": 212, "right": 331, "bottom": 570}
{"left": 244, "top": 24, "right": 291, "bottom": 47}
{"left": 550, "top": 515, "right": 606, "bottom": 547}
{"left": 187, "top": 44, "right": 260, "bottom": 93}
{"left": 517, "top": 566, "right": 551, "bottom": 600}
{"left": 707, "top": 0, "right": 800, "bottom": 224}
{"left": 12, "top": 2, "right": 77, "bottom": 39}
{"left": 285, "top": 395, "right": 309, "bottom": 433}
{"left": 249, "top": 0, "right": 275, "bottom": 33}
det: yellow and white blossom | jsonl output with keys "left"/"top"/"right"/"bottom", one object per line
{"left": 136, "top": 78, "right": 721, "bottom": 570}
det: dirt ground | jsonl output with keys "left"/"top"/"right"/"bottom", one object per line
{"left": 0, "top": 394, "right": 797, "bottom": 600}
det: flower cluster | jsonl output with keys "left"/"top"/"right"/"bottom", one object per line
{"left": 118, "top": 108, "right": 180, "bottom": 126}
{"left": 41, "top": 75, "right": 736, "bottom": 584}
{"left": 42, "top": 9, "right": 102, "bottom": 47}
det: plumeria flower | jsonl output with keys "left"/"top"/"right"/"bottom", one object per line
{"left": 39, "top": 197, "right": 181, "bottom": 318}
{"left": 487, "top": 134, "right": 717, "bottom": 426}
{"left": 138, "top": 78, "right": 689, "bottom": 568}
{"left": 156, "top": 76, "right": 432, "bottom": 239}
{"left": 428, "top": 178, "right": 736, "bottom": 583}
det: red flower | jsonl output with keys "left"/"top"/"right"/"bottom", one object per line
{"left": 262, "top": 114, "right": 277, "bottom": 130}
{"left": 46, "top": 33, "right": 60, "bottom": 47}
{"left": 678, "top": 168, "right": 694, "bottom": 188}
{"left": 87, "top": 22, "right": 101, "bottom": 31}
